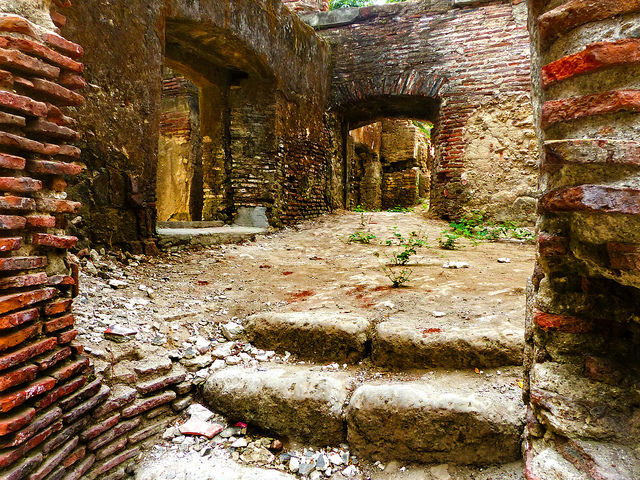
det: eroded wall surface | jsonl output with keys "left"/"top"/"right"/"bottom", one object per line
{"left": 310, "top": 0, "right": 539, "bottom": 223}
{"left": 61, "top": 0, "right": 332, "bottom": 247}
{"left": 525, "top": 1, "right": 640, "bottom": 477}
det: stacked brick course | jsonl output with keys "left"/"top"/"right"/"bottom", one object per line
{"left": 0, "top": 5, "right": 193, "bottom": 479}
{"left": 525, "top": 0, "right": 640, "bottom": 477}
{"left": 315, "top": 0, "right": 536, "bottom": 219}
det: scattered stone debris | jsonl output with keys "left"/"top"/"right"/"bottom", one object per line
{"left": 443, "top": 261, "right": 470, "bottom": 269}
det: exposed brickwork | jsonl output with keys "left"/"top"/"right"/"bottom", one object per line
{"left": 525, "top": 0, "right": 640, "bottom": 477}
{"left": 314, "top": 0, "right": 535, "bottom": 220}
{"left": 0, "top": 5, "right": 195, "bottom": 479}
{"left": 283, "top": 0, "right": 329, "bottom": 14}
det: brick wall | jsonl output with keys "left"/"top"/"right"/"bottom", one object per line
{"left": 525, "top": 0, "right": 640, "bottom": 477}
{"left": 0, "top": 5, "right": 193, "bottom": 479}
{"left": 312, "top": 0, "right": 538, "bottom": 221}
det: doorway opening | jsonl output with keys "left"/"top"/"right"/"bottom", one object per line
{"left": 346, "top": 118, "right": 433, "bottom": 211}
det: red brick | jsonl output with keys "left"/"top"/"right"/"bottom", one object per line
{"left": 47, "top": 275, "right": 75, "bottom": 287}
{"left": 0, "top": 152, "right": 26, "bottom": 170}
{"left": 27, "top": 78, "right": 84, "bottom": 107}
{"left": 59, "top": 377, "right": 101, "bottom": 412}
{"left": 25, "top": 118, "right": 79, "bottom": 141}
{"left": 94, "top": 386, "right": 137, "bottom": 419}
{"left": 539, "top": 185, "right": 640, "bottom": 215}
{"left": 29, "top": 436, "right": 79, "bottom": 480}
{"left": 43, "top": 33, "right": 84, "bottom": 60}
{"left": 51, "top": 12, "right": 67, "bottom": 29}
{"left": 136, "top": 371, "right": 186, "bottom": 395}
{"left": 121, "top": 391, "right": 176, "bottom": 418}
{"left": 0, "top": 363, "right": 38, "bottom": 392}
{"left": 538, "top": 0, "right": 640, "bottom": 49}
{"left": 0, "top": 215, "right": 26, "bottom": 229}
{"left": 542, "top": 90, "right": 640, "bottom": 127}
{"left": 0, "top": 322, "right": 41, "bottom": 353}
{"left": 62, "top": 385, "right": 110, "bottom": 424}
{"left": 45, "top": 298, "right": 72, "bottom": 316}
{"left": 89, "top": 447, "right": 139, "bottom": 476}
{"left": 62, "top": 445, "right": 85, "bottom": 468}
{"left": 34, "top": 375, "right": 86, "bottom": 411}
{"left": 542, "top": 39, "right": 640, "bottom": 88}
{"left": 25, "top": 215, "right": 56, "bottom": 228}
{"left": 0, "top": 111, "right": 25, "bottom": 126}
{"left": 0, "top": 337, "right": 57, "bottom": 372}
{"left": 0, "top": 35, "right": 82, "bottom": 73}
{"left": 1, "top": 453, "right": 42, "bottom": 480}
{"left": 87, "top": 417, "right": 141, "bottom": 452}
{"left": 0, "top": 195, "right": 35, "bottom": 211}
{"left": 28, "top": 159, "right": 84, "bottom": 176}
{"left": 81, "top": 414, "right": 120, "bottom": 442}
{"left": 0, "top": 288, "right": 57, "bottom": 316}
{"left": 0, "top": 177, "right": 42, "bottom": 193}
{"left": 0, "top": 131, "right": 48, "bottom": 154}
{"left": 34, "top": 198, "right": 81, "bottom": 214}
{"left": 32, "top": 233, "right": 78, "bottom": 249}
{"left": 544, "top": 139, "right": 640, "bottom": 168}
{"left": 0, "top": 376, "right": 56, "bottom": 413}
{"left": 0, "top": 273, "right": 48, "bottom": 290}
{"left": 69, "top": 342, "right": 84, "bottom": 355}
{"left": 96, "top": 436, "right": 128, "bottom": 461}
{"left": 50, "top": 357, "right": 89, "bottom": 382}
{"left": 0, "top": 15, "right": 36, "bottom": 40}
{"left": 0, "top": 46, "right": 59, "bottom": 79}
{"left": 0, "top": 406, "right": 35, "bottom": 435}
{"left": 0, "top": 256, "right": 46, "bottom": 271}
{"left": 0, "top": 406, "right": 62, "bottom": 448}
{"left": 0, "top": 420, "right": 60, "bottom": 468}
{"left": 0, "top": 308, "right": 39, "bottom": 330}
{"left": 58, "top": 71, "right": 86, "bottom": 90}
{"left": 127, "top": 418, "right": 171, "bottom": 444}
{"left": 533, "top": 309, "right": 595, "bottom": 334}
{"left": 36, "top": 346, "right": 72, "bottom": 371}
{"left": 0, "top": 237, "right": 22, "bottom": 252}
{"left": 537, "top": 233, "right": 569, "bottom": 257}
{"left": 63, "top": 454, "right": 94, "bottom": 480}
{"left": 57, "top": 144, "right": 81, "bottom": 160}
{"left": 57, "top": 329, "right": 78, "bottom": 344}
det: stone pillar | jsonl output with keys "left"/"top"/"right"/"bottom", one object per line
{"left": 525, "top": 1, "right": 640, "bottom": 478}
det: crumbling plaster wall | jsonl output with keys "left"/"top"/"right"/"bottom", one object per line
{"left": 62, "top": 0, "right": 333, "bottom": 248}
{"left": 310, "top": 0, "right": 539, "bottom": 223}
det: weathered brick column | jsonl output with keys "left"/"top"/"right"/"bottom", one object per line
{"left": 0, "top": 1, "right": 99, "bottom": 478}
{"left": 525, "top": 1, "right": 640, "bottom": 478}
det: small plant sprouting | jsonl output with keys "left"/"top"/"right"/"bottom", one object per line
{"left": 438, "top": 230, "right": 459, "bottom": 250}
{"left": 438, "top": 211, "right": 534, "bottom": 249}
{"left": 348, "top": 231, "right": 377, "bottom": 244}
{"left": 374, "top": 251, "right": 413, "bottom": 288}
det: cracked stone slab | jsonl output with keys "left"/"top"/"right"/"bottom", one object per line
{"left": 372, "top": 317, "right": 523, "bottom": 369}
{"left": 346, "top": 369, "right": 525, "bottom": 465}
{"left": 245, "top": 311, "right": 371, "bottom": 363}
{"left": 203, "top": 365, "right": 352, "bottom": 445}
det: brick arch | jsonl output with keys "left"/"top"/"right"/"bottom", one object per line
{"left": 329, "top": 70, "right": 448, "bottom": 114}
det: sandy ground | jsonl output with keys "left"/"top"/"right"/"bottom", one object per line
{"left": 75, "top": 210, "right": 535, "bottom": 479}
{"left": 76, "top": 210, "right": 536, "bottom": 352}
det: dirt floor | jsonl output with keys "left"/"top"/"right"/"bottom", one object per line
{"left": 75, "top": 210, "right": 536, "bottom": 354}
{"left": 74, "top": 210, "right": 536, "bottom": 479}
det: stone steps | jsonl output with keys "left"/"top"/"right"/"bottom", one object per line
{"left": 202, "top": 365, "right": 525, "bottom": 466}
{"left": 245, "top": 312, "right": 372, "bottom": 364}
{"left": 244, "top": 311, "right": 523, "bottom": 368}
{"left": 156, "top": 226, "right": 267, "bottom": 249}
